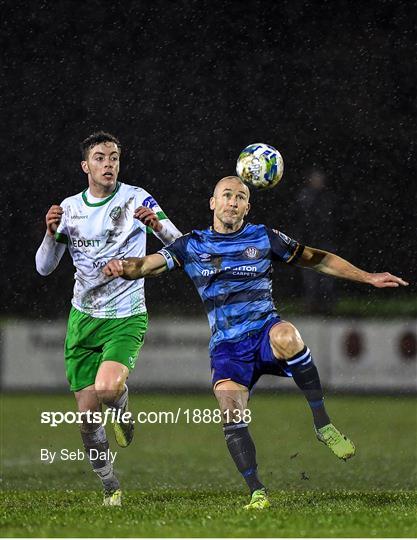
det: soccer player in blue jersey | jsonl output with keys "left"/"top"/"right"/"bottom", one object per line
{"left": 103, "top": 176, "right": 408, "bottom": 509}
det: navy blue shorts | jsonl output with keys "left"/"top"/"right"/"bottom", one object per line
{"left": 210, "top": 317, "right": 292, "bottom": 390}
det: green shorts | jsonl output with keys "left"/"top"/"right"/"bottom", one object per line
{"left": 64, "top": 306, "right": 148, "bottom": 392}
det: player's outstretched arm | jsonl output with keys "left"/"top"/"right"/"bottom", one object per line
{"left": 103, "top": 253, "right": 168, "bottom": 280}
{"left": 297, "top": 246, "right": 409, "bottom": 288}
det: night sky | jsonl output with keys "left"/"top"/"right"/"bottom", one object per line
{"left": 3, "top": 0, "right": 415, "bottom": 318}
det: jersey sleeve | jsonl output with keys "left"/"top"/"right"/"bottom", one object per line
{"left": 157, "top": 234, "right": 189, "bottom": 271}
{"left": 265, "top": 227, "right": 304, "bottom": 264}
{"left": 135, "top": 188, "right": 166, "bottom": 222}
{"left": 35, "top": 234, "right": 66, "bottom": 275}
{"left": 54, "top": 201, "right": 69, "bottom": 244}
{"left": 135, "top": 188, "right": 182, "bottom": 243}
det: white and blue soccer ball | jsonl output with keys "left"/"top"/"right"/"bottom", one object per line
{"left": 236, "top": 143, "right": 284, "bottom": 190}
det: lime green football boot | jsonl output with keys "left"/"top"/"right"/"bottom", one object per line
{"left": 103, "top": 488, "right": 122, "bottom": 507}
{"left": 316, "top": 423, "right": 356, "bottom": 460}
{"left": 112, "top": 394, "right": 134, "bottom": 448}
{"left": 243, "top": 489, "right": 271, "bottom": 510}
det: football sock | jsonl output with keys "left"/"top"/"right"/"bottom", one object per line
{"left": 286, "top": 346, "right": 331, "bottom": 429}
{"left": 223, "top": 421, "right": 265, "bottom": 494}
{"left": 105, "top": 384, "right": 128, "bottom": 411}
{"left": 81, "top": 425, "right": 120, "bottom": 493}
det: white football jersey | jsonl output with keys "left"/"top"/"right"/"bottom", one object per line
{"left": 55, "top": 182, "right": 167, "bottom": 318}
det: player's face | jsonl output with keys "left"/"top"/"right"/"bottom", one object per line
{"left": 210, "top": 179, "right": 250, "bottom": 230}
{"left": 81, "top": 142, "right": 120, "bottom": 194}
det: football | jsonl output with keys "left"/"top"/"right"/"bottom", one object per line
{"left": 236, "top": 143, "right": 284, "bottom": 190}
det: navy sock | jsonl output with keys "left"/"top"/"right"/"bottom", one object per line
{"left": 286, "top": 346, "right": 331, "bottom": 429}
{"left": 223, "top": 421, "right": 265, "bottom": 494}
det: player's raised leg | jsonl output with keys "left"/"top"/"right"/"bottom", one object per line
{"left": 75, "top": 386, "right": 121, "bottom": 506}
{"left": 95, "top": 361, "right": 134, "bottom": 448}
{"left": 214, "top": 380, "right": 270, "bottom": 510}
{"left": 269, "top": 322, "right": 355, "bottom": 460}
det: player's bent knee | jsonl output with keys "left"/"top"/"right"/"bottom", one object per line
{"left": 214, "top": 380, "right": 249, "bottom": 423}
{"left": 95, "top": 361, "right": 128, "bottom": 403}
{"left": 270, "top": 322, "right": 304, "bottom": 358}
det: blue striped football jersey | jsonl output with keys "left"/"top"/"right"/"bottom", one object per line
{"left": 158, "top": 223, "right": 304, "bottom": 351}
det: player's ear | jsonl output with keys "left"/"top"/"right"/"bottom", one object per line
{"left": 209, "top": 196, "right": 215, "bottom": 210}
{"left": 81, "top": 161, "right": 89, "bottom": 174}
{"left": 245, "top": 202, "right": 251, "bottom": 215}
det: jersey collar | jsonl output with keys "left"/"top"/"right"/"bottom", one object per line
{"left": 209, "top": 222, "right": 249, "bottom": 238}
{"left": 82, "top": 182, "right": 121, "bottom": 207}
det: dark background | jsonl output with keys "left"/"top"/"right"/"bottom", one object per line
{"left": 2, "top": 0, "right": 415, "bottom": 319}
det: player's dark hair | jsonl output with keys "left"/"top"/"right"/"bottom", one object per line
{"left": 80, "top": 131, "right": 122, "bottom": 159}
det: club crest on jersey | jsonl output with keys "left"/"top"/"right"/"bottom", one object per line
{"left": 142, "top": 196, "right": 158, "bottom": 209}
{"left": 109, "top": 206, "right": 122, "bottom": 222}
{"left": 243, "top": 246, "right": 259, "bottom": 259}
{"left": 198, "top": 253, "right": 211, "bottom": 262}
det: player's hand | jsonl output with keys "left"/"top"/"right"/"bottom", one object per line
{"left": 103, "top": 259, "right": 125, "bottom": 278}
{"left": 134, "top": 206, "right": 162, "bottom": 232}
{"left": 368, "top": 272, "right": 409, "bottom": 288}
{"left": 46, "top": 205, "right": 64, "bottom": 237}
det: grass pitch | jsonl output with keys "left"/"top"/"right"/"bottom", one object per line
{"left": 1, "top": 393, "right": 416, "bottom": 537}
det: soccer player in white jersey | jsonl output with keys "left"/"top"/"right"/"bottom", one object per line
{"left": 35, "top": 132, "right": 182, "bottom": 505}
